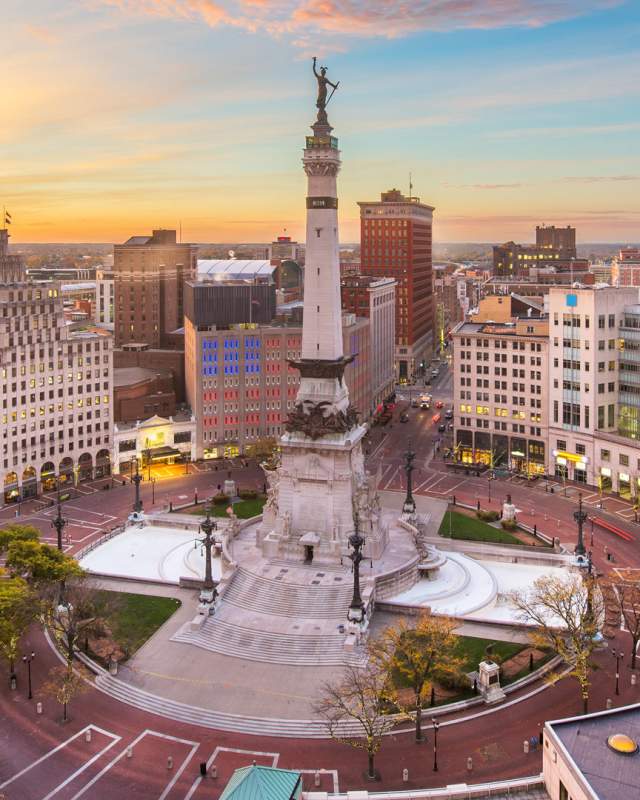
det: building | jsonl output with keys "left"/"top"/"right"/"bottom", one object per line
{"left": 341, "top": 275, "right": 396, "bottom": 409}
{"left": 433, "top": 266, "right": 467, "bottom": 351}
{"left": 185, "top": 274, "right": 276, "bottom": 328}
{"left": 0, "top": 283, "right": 113, "bottom": 503}
{"left": 113, "top": 367, "right": 176, "bottom": 423}
{"left": 95, "top": 268, "right": 114, "bottom": 330}
{"left": 184, "top": 314, "right": 371, "bottom": 460}
{"left": 112, "top": 412, "right": 195, "bottom": 475}
{"left": 267, "top": 235, "right": 300, "bottom": 263}
{"left": 493, "top": 225, "right": 585, "bottom": 277}
{"left": 359, "top": 188, "right": 435, "bottom": 382}
{"left": 543, "top": 703, "right": 640, "bottom": 800}
{"left": 219, "top": 765, "right": 302, "bottom": 800}
{"left": 547, "top": 285, "right": 639, "bottom": 486}
{"left": 452, "top": 295, "right": 549, "bottom": 475}
{"left": 113, "top": 229, "right": 197, "bottom": 348}
{"left": 0, "top": 229, "right": 25, "bottom": 283}
{"left": 198, "top": 258, "right": 303, "bottom": 304}
{"left": 612, "top": 248, "right": 640, "bottom": 286}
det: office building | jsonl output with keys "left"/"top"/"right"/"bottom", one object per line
{"left": 113, "top": 229, "right": 197, "bottom": 348}
{"left": 359, "top": 188, "right": 435, "bottom": 381}
{"left": 0, "top": 229, "right": 24, "bottom": 283}
{"left": 493, "top": 225, "right": 585, "bottom": 277}
{"left": 112, "top": 412, "right": 196, "bottom": 476}
{"left": 340, "top": 275, "right": 396, "bottom": 410}
{"left": 0, "top": 283, "right": 113, "bottom": 503}
{"left": 612, "top": 248, "right": 640, "bottom": 287}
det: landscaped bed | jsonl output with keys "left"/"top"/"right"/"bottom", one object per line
{"left": 187, "top": 496, "right": 266, "bottom": 519}
{"left": 438, "top": 508, "right": 551, "bottom": 547}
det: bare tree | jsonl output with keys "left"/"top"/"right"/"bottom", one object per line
{"left": 42, "top": 663, "right": 87, "bottom": 723}
{"left": 511, "top": 572, "right": 604, "bottom": 714}
{"left": 607, "top": 579, "right": 640, "bottom": 670}
{"left": 314, "top": 661, "right": 397, "bottom": 780}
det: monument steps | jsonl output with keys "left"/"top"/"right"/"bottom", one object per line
{"left": 221, "top": 566, "right": 353, "bottom": 619}
{"left": 171, "top": 615, "right": 366, "bottom": 667}
{"left": 94, "top": 673, "right": 366, "bottom": 737}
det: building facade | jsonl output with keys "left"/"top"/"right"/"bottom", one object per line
{"left": 452, "top": 297, "right": 549, "bottom": 475}
{"left": 493, "top": 225, "right": 584, "bottom": 277}
{"left": 184, "top": 316, "right": 371, "bottom": 460}
{"left": 112, "top": 412, "right": 196, "bottom": 475}
{"left": 0, "top": 229, "right": 25, "bottom": 284}
{"left": 340, "top": 275, "right": 396, "bottom": 410}
{"left": 358, "top": 189, "right": 434, "bottom": 381}
{"left": 0, "top": 283, "right": 113, "bottom": 503}
{"left": 113, "top": 229, "right": 197, "bottom": 348}
{"left": 95, "top": 268, "right": 114, "bottom": 330}
{"left": 612, "top": 247, "right": 640, "bottom": 286}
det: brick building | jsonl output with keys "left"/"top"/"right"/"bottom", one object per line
{"left": 612, "top": 248, "right": 640, "bottom": 287}
{"left": 493, "top": 225, "right": 585, "bottom": 277}
{"left": 358, "top": 189, "right": 434, "bottom": 381}
{"left": 113, "top": 229, "right": 197, "bottom": 348}
{"left": 113, "top": 367, "right": 176, "bottom": 423}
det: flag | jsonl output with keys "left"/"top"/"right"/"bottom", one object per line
{"left": 4, "top": 211, "right": 11, "bottom": 226}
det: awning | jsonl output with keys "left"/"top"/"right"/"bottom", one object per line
{"left": 148, "top": 445, "right": 182, "bottom": 461}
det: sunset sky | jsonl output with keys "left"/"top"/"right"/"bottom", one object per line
{"left": 3, "top": 0, "right": 640, "bottom": 243}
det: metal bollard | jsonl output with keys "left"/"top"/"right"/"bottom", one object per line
{"left": 36, "top": 702, "right": 42, "bottom": 715}
{"left": 402, "top": 768, "right": 409, "bottom": 783}
{"left": 631, "top": 674, "right": 637, "bottom": 686}
{"left": 606, "top": 698, "right": 613, "bottom": 709}
{"left": 199, "top": 763, "right": 207, "bottom": 777}
{"left": 85, "top": 729, "right": 92, "bottom": 743}
{"left": 211, "top": 765, "right": 217, "bottom": 779}
{"left": 126, "top": 746, "right": 133, "bottom": 759}
{"left": 467, "top": 757, "right": 473, "bottom": 772}
{"left": 167, "top": 756, "right": 173, "bottom": 770}
{"left": 524, "top": 740, "right": 530, "bottom": 754}
{"left": 314, "top": 771, "right": 321, "bottom": 787}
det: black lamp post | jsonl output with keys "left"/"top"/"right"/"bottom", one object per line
{"left": 22, "top": 651, "right": 35, "bottom": 700}
{"left": 573, "top": 493, "right": 588, "bottom": 557}
{"left": 612, "top": 648, "right": 624, "bottom": 696}
{"left": 151, "top": 477, "right": 156, "bottom": 505}
{"left": 199, "top": 507, "right": 218, "bottom": 603}
{"left": 403, "top": 446, "right": 416, "bottom": 515}
{"left": 132, "top": 458, "right": 143, "bottom": 514}
{"left": 432, "top": 717, "right": 439, "bottom": 772}
{"left": 347, "top": 516, "right": 365, "bottom": 624}
{"left": 51, "top": 482, "right": 67, "bottom": 551}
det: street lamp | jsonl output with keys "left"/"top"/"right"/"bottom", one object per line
{"left": 432, "top": 717, "right": 439, "bottom": 772}
{"left": 198, "top": 506, "right": 218, "bottom": 612}
{"left": 573, "top": 492, "right": 588, "bottom": 557}
{"left": 151, "top": 477, "right": 156, "bottom": 505}
{"left": 132, "top": 457, "right": 143, "bottom": 514}
{"left": 612, "top": 648, "right": 624, "bottom": 696}
{"left": 403, "top": 446, "right": 416, "bottom": 515}
{"left": 347, "top": 516, "right": 365, "bottom": 624}
{"left": 51, "top": 480, "right": 67, "bottom": 551}
{"left": 22, "top": 651, "right": 35, "bottom": 700}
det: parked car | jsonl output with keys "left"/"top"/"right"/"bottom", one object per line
{"left": 438, "top": 424, "right": 446, "bottom": 433}
{"left": 444, "top": 409, "right": 453, "bottom": 419}
{"left": 431, "top": 369, "right": 439, "bottom": 378}
{"left": 435, "top": 400, "right": 444, "bottom": 409}
{"left": 432, "top": 413, "right": 441, "bottom": 424}
{"left": 400, "top": 412, "right": 409, "bottom": 423}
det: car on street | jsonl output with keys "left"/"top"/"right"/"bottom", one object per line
{"left": 435, "top": 400, "right": 444, "bottom": 409}
{"left": 431, "top": 369, "right": 439, "bottom": 378}
{"left": 399, "top": 412, "right": 409, "bottom": 423}
{"left": 411, "top": 397, "right": 420, "bottom": 408}
{"left": 438, "top": 424, "right": 446, "bottom": 433}
{"left": 445, "top": 409, "right": 453, "bottom": 419}
{"left": 432, "top": 413, "right": 441, "bottom": 424}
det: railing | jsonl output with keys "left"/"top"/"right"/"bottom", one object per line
{"left": 75, "top": 524, "right": 127, "bottom": 560}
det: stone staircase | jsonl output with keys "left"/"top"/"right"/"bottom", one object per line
{"left": 172, "top": 615, "right": 365, "bottom": 667}
{"left": 94, "top": 671, "right": 366, "bottom": 737}
{"left": 221, "top": 566, "right": 353, "bottom": 619}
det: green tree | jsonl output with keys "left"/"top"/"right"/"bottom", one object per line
{"left": 0, "top": 524, "right": 40, "bottom": 554}
{"left": 5, "top": 540, "right": 83, "bottom": 586}
{"left": 42, "top": 663, "right": 87, "bottom": 723}
{"left": 0, "top": 576, "right": 37, "bottom": 676}
{"left": 371, "top": 613, "right": 461, "bottom": 743}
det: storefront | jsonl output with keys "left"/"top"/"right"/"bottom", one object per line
{"left": 553, "top": 449, "right": 589, "bottom": 484}
{"left": 618, "top": 471, "right": 631, "bottom": 500}
{"left": 599, "top": 466, "right": 612, "bottom": 493}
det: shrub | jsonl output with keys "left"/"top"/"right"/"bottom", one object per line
{"left": 238, "top": 489, "right": 257, "bottom": 500}
{"left": 476, "top": 509, "right": 500, "bottom": 522}
{"left": 501, "top": 518, "right": 517, "bottom": 531}
{"left": 212, "top": 493, "right": 230, "bottom": 506}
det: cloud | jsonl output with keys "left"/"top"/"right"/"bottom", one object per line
{"left": 561, "top": 175, "right": 640, "bottom": 184}
{"left": 24, "top": 24, "right": 60, "bottom": 44}
{"left": 491, "top": 121, "right": 640, "bottom": 140}
{"left": 100, "top": 0, "right": 624, "bottom": 44}
{"left": 444, "top": 182, "right": 525, "bottom": 189}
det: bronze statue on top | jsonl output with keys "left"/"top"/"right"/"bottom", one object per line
{"left": 312, "top": 57, "right": 339, "bottom": 123}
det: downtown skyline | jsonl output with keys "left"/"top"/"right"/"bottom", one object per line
{"left": 2, "top": 0, "right": 640, "bottom": 243}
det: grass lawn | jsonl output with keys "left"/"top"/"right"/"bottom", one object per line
{"left": 454, "top": 635, "right": 524, "bottom": 672}
{"left": 96, "top": 591, "right": 181, "bottom": 656}
{"left": 189, "top": 496, "right": 266, "bottom": 519}
{"left": 438, "top": 510, "right": 522, "bottom": 545}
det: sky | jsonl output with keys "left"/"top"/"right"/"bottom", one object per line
{"left": 2, "top": 0, "right": 640, "bottom": 244}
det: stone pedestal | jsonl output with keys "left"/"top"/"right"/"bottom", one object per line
{"left": 478, "top": 660, "right": 505, "bottom": 704}
{"left": 502, "top": 501, "right": 517, "bottom": 522}
{"left": 224, "top": 479, "right": 236, "bottom": 498}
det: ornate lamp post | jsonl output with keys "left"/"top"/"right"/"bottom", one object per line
{"left": 22, "top": 651, "right": 35, "bottom": 700}
{"left": 132, "top": 457, "right": 143, "bottom": 514}
{"left": 403, "top": 446, "right": 416, "bottom": 515}
{"left": 347, "top": 516, "right": 365, "bottom": 624}
{"left": 51, "top": 482, "right": 67, "bottom": 551}
{"left": 612, "top": 648, "right": 624, "bottom": 696}
{"left": 198, "top": 506, "right": 218, "bottom": 611}
{"left": 573, "top": 493, "right": 588, "bottom": 557}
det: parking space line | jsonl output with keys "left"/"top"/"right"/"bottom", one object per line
{"left": 183, "top": 746, "right": 279, "bottom": 800}
{"left": 296, "top": 769, "right": 340, "bottom": 794}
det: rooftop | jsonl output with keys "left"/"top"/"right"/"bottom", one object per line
{"left": 547, "top": 703, "right": 640, "bottom": 800}
{"left": 113, "top": 367, "right": 167, "bottom": 387}
{"left": 220, "top": 765, "right": 301, "bottom": 800}
{"left": 197, "top": 259, "right": 275, "bottom": 280}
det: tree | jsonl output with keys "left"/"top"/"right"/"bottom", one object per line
{"left": 0, "top": 576, "right": 37, "bottom": 676}
{"left": 314, "top": 662, "right": 396, "bottom": 780}
{"left": 40, "top": 579, "right": 115, "bottom": 665}
{"left": 42, "top": 663, "right": 87, "bottom": 723}
{"left": 5, "top": 540, "right": 83, "bottom": 586}
{"left": 0, "top": 524, "right": 40, "bottom": 554}
{"left": 607, "top": 579, "right": 640, "bottom": 670}
{"left": 371, "top": 613, "right": 461, "bottom": 743}
{"left": 511, "top": 572, "right": 604, "bottom": 714}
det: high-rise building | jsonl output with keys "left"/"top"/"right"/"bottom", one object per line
{"left": 340, "top": 274, "right": 396, "bottom": 410}
{"left": 113, "top": 229, "right": 197, "bottom": 348}
{"left": 358, "top": 189, "right": 435, "bottom": 381}
{"left": 612, "top": 248, "right": 640, "bottom": 286}
{"left": 535, "top": 225, "right": 576, "bottom": 255}
{"left": 493, "top": 225, "right": 583, "bottom": 277}
{"left": 0, "top": 284, "right": 113, "bottom": 504}
{"left": 0, "top": 229, "right": 25, "bottom": 283}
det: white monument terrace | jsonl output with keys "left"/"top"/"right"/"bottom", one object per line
{"left": 79, "top": 63, "right": 577, "bottom": 683}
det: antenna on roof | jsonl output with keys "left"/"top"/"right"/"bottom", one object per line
{"left": 408, "top": 172, "right": 413, "bottom": 200}
{"left": 179, "top": 220, "right": 182, "bottom": 243}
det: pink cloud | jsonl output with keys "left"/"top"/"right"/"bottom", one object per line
{"left": 101, "top": 0, "right": 624, "bottom": 42}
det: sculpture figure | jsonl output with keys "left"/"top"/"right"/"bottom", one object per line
{"left": 312, "top": 57, "right": 339, "bottom": 121}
